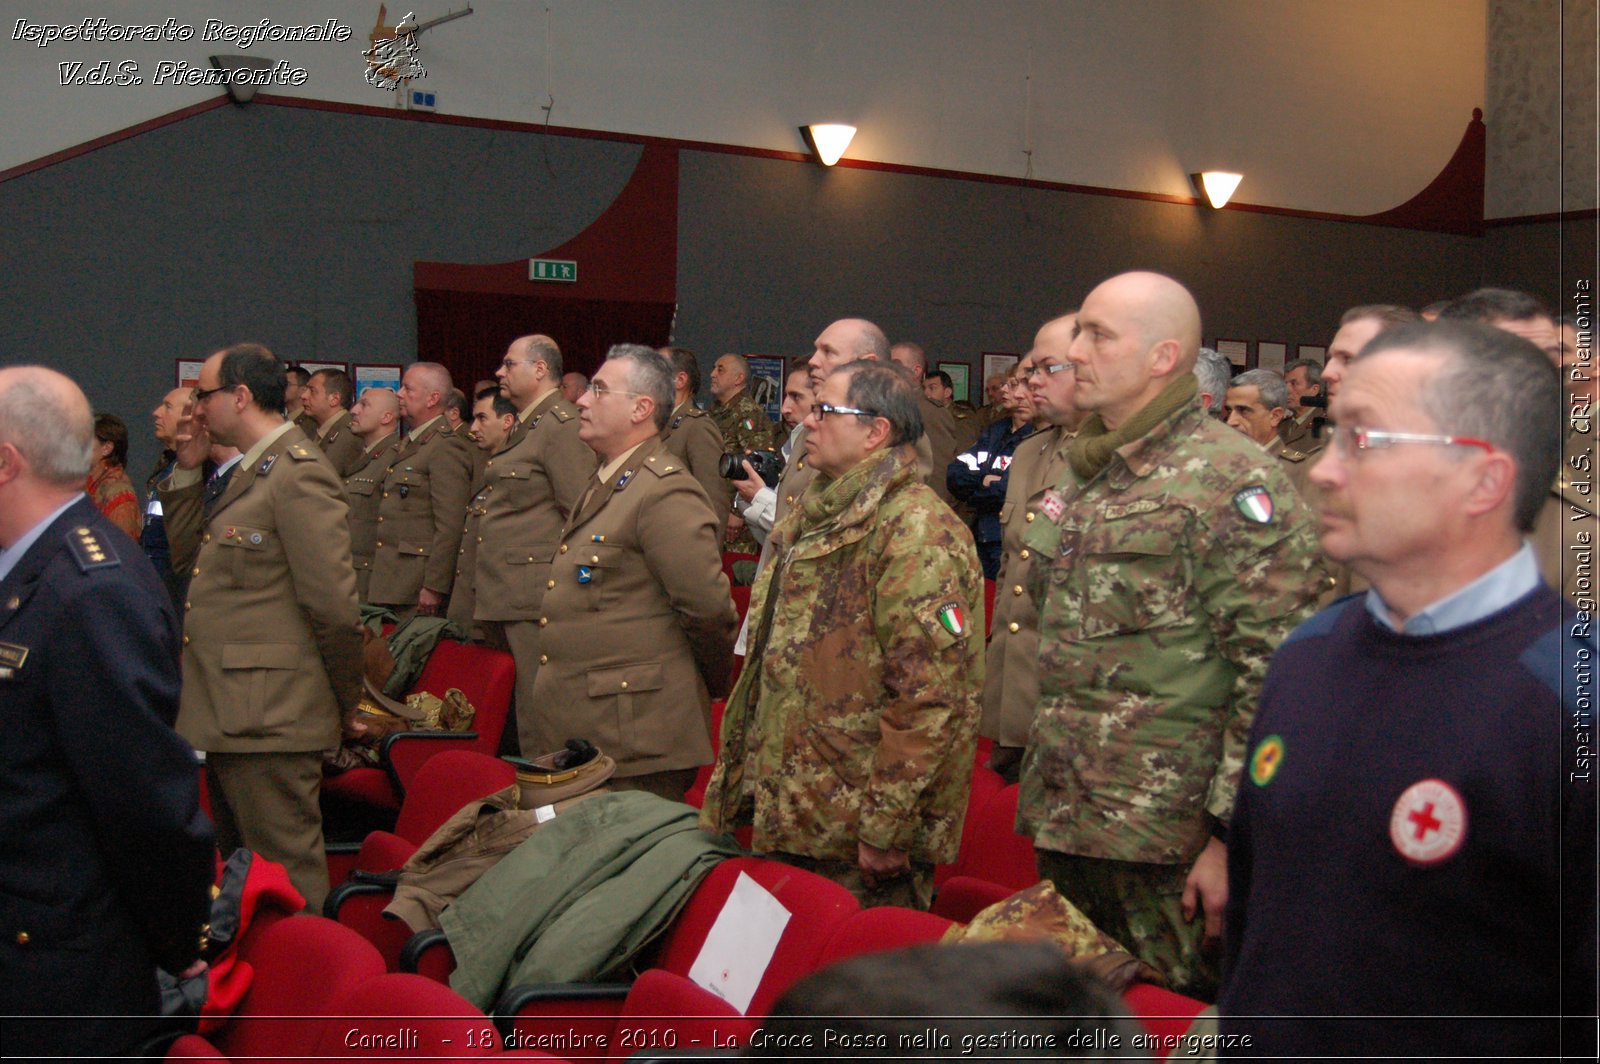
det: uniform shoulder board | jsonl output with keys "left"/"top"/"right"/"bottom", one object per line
{"left": 548, "top": 404, "right": 577, "bottom": 423}
{"left": 1280, "top": 447, "right": 1309, "bottom": 463}
{"left": 641, "top": 454, "right": 681, "bottom": 478}
{"left": 68, "top": 525, "right": 120, "bottom": 572}
{"left": 288, "top": 443, "right": 317, "bottom": 461}
{"left": 682, "top": 405, "right": 706, "bottom": 418}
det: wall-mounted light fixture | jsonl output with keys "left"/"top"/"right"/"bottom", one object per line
{"left": 800, "top": 124, "right": 857, "bottom": 167}
{"left": 1190, "top": 171, "right": 1243, "bottom": 209}
{"left": 209, "top": 54, "right": 274, "bottom": 105}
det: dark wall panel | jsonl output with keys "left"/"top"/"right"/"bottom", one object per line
{"left": 0, "top": 105, "right": 642, "bottom": 479}
{"left": 672, "top": 151, "right": 1486, "bottom": 368}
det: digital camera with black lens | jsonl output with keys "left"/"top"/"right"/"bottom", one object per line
{"left": 719, "top": 449, "right": 784, "bottom": 487}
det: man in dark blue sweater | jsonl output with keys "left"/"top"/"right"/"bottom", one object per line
{"left": 1219, "top": 321, "right": 1596, "bottom": 1058}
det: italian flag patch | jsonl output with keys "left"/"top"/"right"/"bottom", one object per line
{"left": 936, "top": 603, "right": 967, "bottom": 636}
{"left": 1232, "top": 485, "right": 1274, "bottom": 524}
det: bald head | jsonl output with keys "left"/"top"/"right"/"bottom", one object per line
{"left": 1069, "top": 272, "right": 1204, "bottom": 429}
{"left": 351, "top": 386, "right": 401, "bottom": 440}
{"left": 810, "top": 318, "right": 892, "bottom": 392}
{"left": 0, "top": 365, "right": 95, "bottom": 492}
{"left": 890, "top": 342, "right": 927, "bottom": 378}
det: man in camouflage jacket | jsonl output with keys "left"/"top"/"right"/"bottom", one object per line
{"left": 1019, "top": 273, "right": 1325, "bottom": 998}
{"left": 701, "top": 361, "right": 983, "bottom": 909}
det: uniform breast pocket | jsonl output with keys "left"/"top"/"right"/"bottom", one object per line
{"left": 1071, "top": 508, "right": 1194, "bottom": 640}
{"left": 494, "top": 466, "right": 536, "bottom": 509}
{"left": 569, "top": 544, "right": 620, "bottom": 611}
{"left": 389, "top": 470, "right": 430, "bottom": 511}
{"left": 216, "top": 525, "right": 275, "bottom": 588}
{"left": 345, "top": 478, "right": 377, "bottom": 499}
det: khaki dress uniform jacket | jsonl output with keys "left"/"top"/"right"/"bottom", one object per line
{"left": 530, "top": 437, "right": 737, "bottom": 778}
{"left": 660, "top": 402, "right": 730, "bottom": 532}
{"left": 314, "top": 410, "right": 369, "bottom": 479}
{"left": 343, "top": 431, "right": 400, "bottom": 602}
{"left": 445, "top": 454, "right": 496, "bottom": 632}
{"left": 367, "top": 416, "right": 474, "bottom": 607}
{"left": 162, "top": 428, "right": 363, "bottom": 749}
{"left": 920, "top": 395, "right": 961, "bottom": 506}
{"left": 981, "top": 425, "right": 1073, "bottom": 748}
{"left": 161, "top": 425, "right": 363, "bottom": 910}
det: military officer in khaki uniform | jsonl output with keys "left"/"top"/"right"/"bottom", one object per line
{"left": 285, "top": 365, "right": 318, "bottom": 438}
{"left": 368, "top": 362, "right": 473, "bottom": 617}
{"left": 161, "top": 343, "right": 363, "bottom": 912}
{"left": 478, "top": 335, "right": 598, "bottom": 754}
{"left": 533, "top": 345, "right": 737, "bottom": 799}
{"left": 1276, "top": 358, "right": 1325, "bottom": 452}
{"left": 343, "top": 387, "right": 401, "bottom": 602}
{"left": 1223, "top": 369, "right": 1318, "bottom": 499}
{"left": 659, "top": 346, "right": 730, "bottom": 533}
{"left": 890, "top": 342, "right": 962, "bottom": 507}
{"left": 302, "top": 368, "right": 367, "bottom": 478}
{"left": 984, "top": 315, "right": 1082, "bottom": 780}
{"left": 446, "top": 387, "right": 518, "bottom": 634}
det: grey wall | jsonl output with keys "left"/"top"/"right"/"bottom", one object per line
{"left": 0, "top": 102, "right": 1530, "bottom": 483}
{"left": 673, "top": 151, "right": 1485, "bottom": 363}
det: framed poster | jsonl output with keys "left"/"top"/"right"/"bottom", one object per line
{"left": 1215, "top": 339, "right": 1250, "bottom": 368}
{"left": 297, "top": 360, "right": 349, "bottom": 376}
{"left": 1297, "top": 344, "right": 1327, "bottom": 365}
{"left": 1256, "top": 342, "right": 1288, "bottom": 372}
{"left": 981, "top": 353, "right": 1020, "bottom": 400}
{"left": 175, "top": 359, "right": 204, "bottom": 389}
{"left": 352, "top": 363, "right": 403, "bottom": 398}
{"left": 938, "top": 362, "right": 971, "bottom": 403}
{"left": 745, "top": 355, "right": 786, "bottom": 424}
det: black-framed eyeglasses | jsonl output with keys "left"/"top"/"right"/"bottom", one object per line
{"left": 815, "top": 402, "right": 879, "bottom": 420}
{"left": 192, "top": 384, "right": 235, "bottom": 403}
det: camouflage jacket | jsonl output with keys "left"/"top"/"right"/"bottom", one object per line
{"left": 711, "top": 391, "right": 780, "bottom": 454}
{"left": 700, "top": 447, "right": 984, "bottom": 863}
{"left": 1019, "top": 396, "right": 1324, "bottom": 865}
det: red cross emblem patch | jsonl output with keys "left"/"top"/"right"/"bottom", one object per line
{"left": 1388, "top": 778, "right": 1467, "bottom": 866}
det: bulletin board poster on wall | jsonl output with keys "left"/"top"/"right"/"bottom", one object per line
{"left": 746, "top": 356, "right": 786, "bottom": 424}
{"left": 175, "top": 360, "right": 204, "bottom": 389}
{"left": 353, "top": 364, "right": 403, "bottom": 398}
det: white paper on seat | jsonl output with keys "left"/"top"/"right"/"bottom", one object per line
{"left": 687, "top": 871, "right": 792, "bottom": 1013}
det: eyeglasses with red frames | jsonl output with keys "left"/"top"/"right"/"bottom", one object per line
{"left": 1329, "top": 425, "right": 1494, "bottom": 459}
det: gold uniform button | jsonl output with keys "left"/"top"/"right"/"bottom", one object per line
{"left": 383, "top": 492, "right": 389, "bottom": 498}
{"left": 559, "top": 544, "right": 568, "bottom": 554}
{"left": 1020, "top": 549, "right": 1031, "bottom": 560}
{"left": 202, "top": 533, "right": 211, "bottom": 543}
{"left": 1025, "top": 512, "right": 1035, "bottom": 523}
{"left": 538, "top": 654, "right": 548, "bottom": 665}
{"left": 477, "top": 536, "right": 483, "bottom": 543}
{"left": 1013, "top": 585, "right": 1023, "bottom": 595}
{"left": 376, "top": 541, "right": 384, "bottom": 548}
{"left": 184, "top": 601, "right": 192, "bottom": 610}
{"left": 546, "top": 579, "right": 556, "bottom": 589}
{"left": 590, "top": 555, "right": 599, "bottom": 563}
{"left": 191, "top": 567, "right": 200, "bottom": 576}
{"left": 377, "top": 516, "right": 384, "bottom": 522}
{"left": 538, "top": 617, "right": 548, "bottom": 627}
{"left": 6, "top": 596, "right": 19, "bottom": 610}
{"left": 620, "top": 681, "right": 629, "bottom": 690}
{"left": 15, "top": 932, "right": 29, "bottom": 946}
{"left": 182, "top": 635, "right": 191, "bottom": 646}
{"left": 1007, "top": 622, "right": 1020, "bottom": 633}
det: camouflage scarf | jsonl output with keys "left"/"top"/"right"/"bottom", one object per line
{"left": 1066, "top": 373, "right": 1197, "bottom": 481}
{"left": 796, "top": 446, "right": 905, "bottom": 535}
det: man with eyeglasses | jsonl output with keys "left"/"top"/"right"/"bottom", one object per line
{"left": 1018, "top": 273, "right": 1325, "bottom": 999}
{"left": 532, "top": 345, "right": 736, "bottom": 799}
{"left": 160, "top": 343, "right": 363, "bottom": 913}
{"left": 1219, "top": 320, "right": 1594, "bottom": 1059}
{"left": 367, "top": 361, "right": 473, "bottom": 619}
{"left": 477, "top": 334, "right": 596, "bottom": 755}
{"left": 702, "top": 361, "right": 983, "bottom": 909}
{"left": 981, "top": 313, "right": 1081, "bottom": 782}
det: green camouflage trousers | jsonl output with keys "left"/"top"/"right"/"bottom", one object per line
{"left": 1036, "top": 849, "right": 1219, "bottom": 1001}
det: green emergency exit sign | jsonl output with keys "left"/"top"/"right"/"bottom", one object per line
{"left": 529, "top": 258, "right": 577, "bottom": 283}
